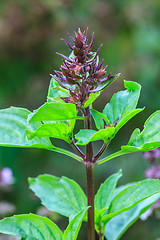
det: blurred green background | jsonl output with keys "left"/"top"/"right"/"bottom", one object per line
{"left": 0, "top": 0, "right": 160, "bottom": 239}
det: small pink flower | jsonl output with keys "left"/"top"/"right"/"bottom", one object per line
{"left": 0, "top": 168, "right": 14, "bottom": 186}
{"left": 144, "top": 148, "right": 160, "bottom": 160}
{"left": 145, "top": 165, "right": 160, "bottom": 179}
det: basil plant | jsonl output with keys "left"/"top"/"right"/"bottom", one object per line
{"left": 0, "top": 28, "right": 160, "bottom": 240}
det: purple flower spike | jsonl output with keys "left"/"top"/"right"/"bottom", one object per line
{"left": 61, "top": 38, "right": 74, "bottom": 50}
{"left": 52, "top": 28, "right": 119, "bottom": 108}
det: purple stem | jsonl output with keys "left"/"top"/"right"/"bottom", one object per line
{"left": 84, "top": 107, "right": 95, "bottom": 240}
{"left": 71, "top": 141, "right": 85, "bottom": 160}
{"left": 93, "top": 143, "right": 107, "bottom": 163}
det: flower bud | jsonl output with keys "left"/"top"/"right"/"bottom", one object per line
{"left": 52, "top": 28, "right": 119, "bottom": 108}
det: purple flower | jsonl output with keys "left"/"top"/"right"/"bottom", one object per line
{"left": 0, "top": 168, "right": 14, "bottom": 186}
{"left": 152, "top": 198, "right": 160, "bottom": 209}
{"left": 145, "top": 165, "right": 160, "bottom": 179}
{"left": 144, "top": 148, "right": 160, "bottom": 160}
{"left": 51, "top": 28, "right": 119, "bottom": 108}
{"left": 143, "top": 148, "right": 160, "bottom": 220}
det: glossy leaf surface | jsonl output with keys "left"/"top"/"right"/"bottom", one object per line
{"left": 29, "top": 174, "right": 87, "bottom": 218}
{"left": 0, "top": 107, "right": 52, "bottom": 149}
{"left": 105, "top": 193, "right": 160, "bottom": 240}
{"left": 47, "top": 77, "right": 69, "bottom": 102}
{"left": 95, "top": 170, "right": 122, "bottom": 211}
{"left": 0, "top": 214, "right": 63, "bottom": 240}
{"left": 26, "top": 120, "right": 75, "bottom": 143}
{"left": 121, "top": 110, "right": 160, "bottom": 152}
{"left": 75, "top": 128, "right": 115, "bottom": 145}
{"left": 103, "top": 81, "right": 141, "bottom": 124}
{"left": 0, "top": 107, "right": 81, "bottom": 161}
{"left": 114, "top": 108, "right": 144, "bottom": 135}
{"left": 91, "top": 108, "right": 143, "bottom": 141}
{"left": 28, "top": 102, "right": 81, "bottom": 123}
{"left": 102, "top": 179, "right": 160, "bottom": 223}
{"left": 63, "top": 208, "right": 89, "bottom": 240}
{"left": 90, "top": 109, "right": 109, "bottom": 130}
{"left": 83, "top": 92, "right": 100, "bottom": 108}
{"left": 94, "top": 170, "right": 122, "bottom": 232}
{"left": 90, "top": 81, "right": 143, "bottom": 146}
{"left": 97, "top": 110, "right": 160, "bottom": 165}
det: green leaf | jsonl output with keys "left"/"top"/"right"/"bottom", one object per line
{"left": 95, "top": 170, "right": 122, "bottom": 212}
{"left": 94, "top": 170, "right": 122, "bottom": 232}
{"left": 47, "top": 77, "right": 69, "bottom": 102}
{"left": 127, "top": 128, "right": 141, "bottom": 146}
{"left": 0, "top": 214, "right": 63, "bottom": 240}
{"left": 75, "top": 128, "right": 115, "bottom": 145}
{"left": 96, "top": 110, "right": 160, "bottom": 165}
{"left": 121, "top": 110, "right": 160, "bottom": 152}
{"left": 105, "top": 193, "right": 160, "bottom": 240}
{"left": 0, "top": 107, "right": 82, "bottom": 162}
{"left": 83, "top": 92, "right": 100, "bottom": 108}
{"left": 103, "top": 81, "right": 141, "bottom": 124}
{"left": 96, "top": 150, "right": 127, "bottom": 165}
{"left": 28, "top": 102, "right": 83, "bottom": 123}
{"left": 63, "top": 208, "right": 89, "bottom": 240}
{"left": 89, "top": 82, "right": 143, "bottom": 149}
{"left": 102, "top": 179, "right": 160, "bottom": 224}
{"left": 29, "top": 174, "right": 87, "bottom": 218}
{"left": 26, "top": 120, "right": 75, "bottom": 144}
{"left": 90, "top": 109, "right": 109, "bottom": 130}
{"left": 0, "top": 107, "right": 52, "bottom": 149}
{"left": 114, "top": 108, "right": 144, "bottom": 135}
{"left": 111, "top": 182, "right": 136, "bottom": 200}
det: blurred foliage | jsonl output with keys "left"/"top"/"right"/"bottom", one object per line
{"left": 0, "top": 0, "right": 160, "bottom": 239}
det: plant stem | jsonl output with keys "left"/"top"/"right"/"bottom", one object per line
{"left": 71, "top": 140, "right": 85, "bottom": 160}
{"left": 86, "top": 163, "right": 95, "bottom": 240}
{"left": 93, "top": 143, "right": 107, "bottom": 163}
{"left": 98, "top": 234, "right": 104, "bottom": 240}
{"left": 85, "top": 107, "right": 95, "bottom": 240}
